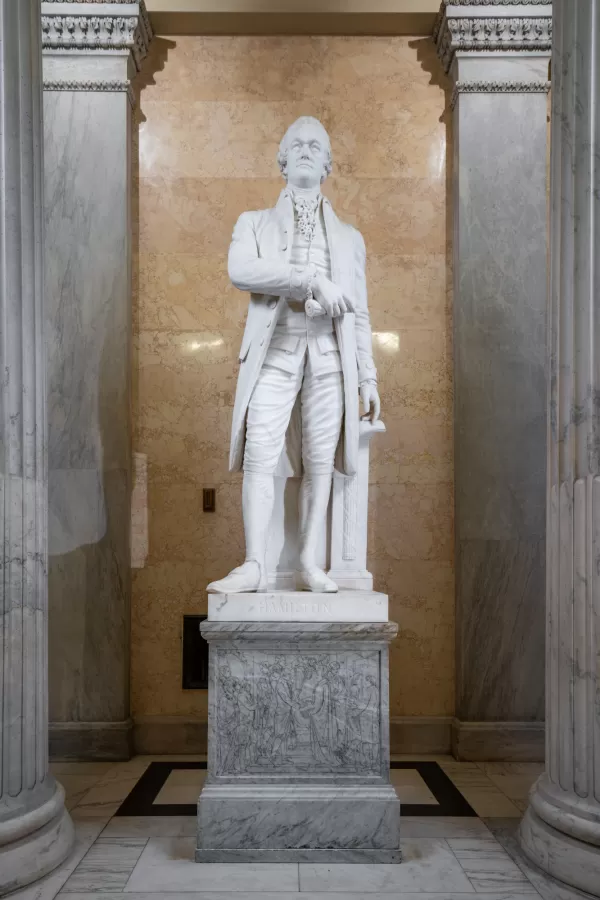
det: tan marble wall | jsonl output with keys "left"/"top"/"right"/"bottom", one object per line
{"left": 132, "top": 35, "right": 453, "bottom": 723}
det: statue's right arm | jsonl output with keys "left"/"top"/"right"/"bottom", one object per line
{"left": 228, "top": 211, "right": 313, "bottom": 300}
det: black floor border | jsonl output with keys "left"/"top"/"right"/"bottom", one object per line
{"left": 391, "top": 761, "right": 477, "bottom": 817}
{"left": 115, "top": 760, "right": 477, "bottom": 818}
{"left": 115, "top": 761, "right": 206, "bottom": 817}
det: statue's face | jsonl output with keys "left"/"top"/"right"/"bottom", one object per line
{"left": 285, "top": 122, "right": 329, "bottom": 190}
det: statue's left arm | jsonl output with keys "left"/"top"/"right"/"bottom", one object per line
{"left": 354, "top": 230, "right": 381, "bottom": 421}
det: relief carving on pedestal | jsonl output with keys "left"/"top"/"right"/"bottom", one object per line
{"left": 215, "top": 651, "right": 381, "bottom": 776}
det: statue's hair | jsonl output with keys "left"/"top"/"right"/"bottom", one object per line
{"left": 277, "top": 116, "right": 333, "bottom": 183}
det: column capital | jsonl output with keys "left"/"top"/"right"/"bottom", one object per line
{"left": 41, "top": 0, "right": 153, "bottom": 95}
{"left": 434, "top": 1, "right": 552, "bottom": 77}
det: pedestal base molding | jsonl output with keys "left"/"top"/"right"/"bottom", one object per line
{"left": 0, "top": 783, "right": 74, "bottom": 895}
{"left": 197, "top": 783, "right": 400, "bottom": 863}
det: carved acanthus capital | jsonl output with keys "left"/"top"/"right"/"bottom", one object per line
{"left": 41, "top": 1, "right": 153, "bottom": 72}
{"left": 434, "top": 1, "right": 552, "bottom": 75}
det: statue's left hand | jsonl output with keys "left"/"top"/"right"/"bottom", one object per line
{"left": 360, "top": 382, "right": 381, "bottom": 422}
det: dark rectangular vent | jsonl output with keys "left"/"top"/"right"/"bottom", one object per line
{"left": 182, "top": 614, "right": 208, "bottom": 689}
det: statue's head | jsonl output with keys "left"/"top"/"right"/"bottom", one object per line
{"left": 277, "top": 116, "right": 332, "bottom": 189}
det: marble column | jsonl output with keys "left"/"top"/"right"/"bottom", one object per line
{"left": 519, "top": 2, "right": 600, "bottom": 893}
{"left": 434, "top": 1, "right": 551, "bottom": 760}
{"left": 41, "top": 1, "right": 152, "bottom": 759}
{"left": 0, "top": 0, "right": 74, "bottom": 892}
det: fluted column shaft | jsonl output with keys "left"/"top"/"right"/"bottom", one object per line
{"left": 519, "top": 1, "right": 600, "bottom": 894}
{"left": 0, "top": 0, "right": 73, "bottom": 893}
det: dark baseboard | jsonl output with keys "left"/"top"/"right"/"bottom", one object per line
{"left": 452, "top": 719, "right": 545, "bottom": 761}
{"left": 133, "top": 717, "right": 208, "bottom": 755}
{"left": 390, "top": 717, "right": 453, "bottom": 754}
{"left": 49, "top": 719, "right": 133, "bottom": 761}
{"left": 49, "top": 716, "right": 545, "bottom": 762}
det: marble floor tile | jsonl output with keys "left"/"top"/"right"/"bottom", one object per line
{"left": 298, "top": 838, "right": 475, "bottom": 893}
{"left": 100, "top": 816, "right": 197, "bottom": 838}
{"left": 51, "top": 762, "right": 115, "bottom": 777}
{"left": 151, "top": 785, "right": 202, "bottom": 805}
{"left": 448, "top": 838, "right": 538, "bottom": 893}
{"left": 301, "top": 896, "right": 546, "bottom": 900}
{"left": 132, "top": 755, "right": 207, "bottom": 764}
{"left": 477, "top": 765, "right": 543, "bottom": 803}
{"left": 56, "top": 894, "right": 549, "bottom": 900}
{"left": 96, "top": 758, "right": 154, "bottom": 778}
{"left": 390, "top": 768, "right": 439, "bottom": 805}
{"left": 438, "top": 767, "right": 522, "bottom": 817}
{"left": 484, "top": 819, "right": 594, "bottom": 900}
{"left": 124, "top": 838, "right": 300, "bottom": 892}
{"left": 57, "top": 775, "right": 107, "bottom": 812}
{"left": 153, "top": 769, "right": 206, "bottom": 805}
{"left": 391, "top": 755, "right": 456, "bottom": 762}
{"left": 70, "top": 803, "right": 120, "bottom": 822}
{"left": 7, "top": 821, "right": 105, "bottom": 900}
{"left": 401, "top": 818, "right": 495, "bottom": 839}
{"left": 440, "top": 763, "right": 501, "bottom": 790}
{"left": 455, "top": 792, "right": 522, "bottom": 819}
{"left": 156, "top": 769, "right": 207, "bottom": 787}
{"left": 61, "top": 838, "right": 148, "bottom": 893}
{"left": 73, "top": 768, "right": 143, "bottom": 817}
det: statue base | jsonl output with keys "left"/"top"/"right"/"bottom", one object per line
{"left": 208, "top": 589, "right": 388, "bottom": 622}
{"left": 196, "top": 601, "right": 401, "bottom": 863}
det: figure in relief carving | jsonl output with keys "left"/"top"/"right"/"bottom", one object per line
{"left": 215, "top": 652, "right": 380, "bottom": 775}
{"left": 207, "top": 117, "right": 380, "bottom": 595}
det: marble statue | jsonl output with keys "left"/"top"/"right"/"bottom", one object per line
{"left": 207, "top": 116, "right": 380, "bottom": 595}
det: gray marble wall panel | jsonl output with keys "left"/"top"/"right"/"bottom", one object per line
{"left": 44, "top": 88, "right": 132, "bottom": 751}
{"left": 454, "top": 88, "right": 547, "bottom": 725}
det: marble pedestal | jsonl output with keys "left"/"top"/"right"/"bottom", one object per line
{"left": 196, "top": 601, "right": 400, "bottom": 863}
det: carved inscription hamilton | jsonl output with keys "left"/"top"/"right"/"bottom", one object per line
{"left": 215, "top": 651, "right": 381, "bottom": 776}
{"left": 259, "top": 598, "right": 332, "bottom": 617}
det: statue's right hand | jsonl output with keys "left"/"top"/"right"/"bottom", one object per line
{"left": 313, "top": 275, "right": 354, "bottom": 318}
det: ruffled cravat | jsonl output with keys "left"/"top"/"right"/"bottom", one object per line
{"left": 293, "top": 192, "right": 320, "bottom": 243}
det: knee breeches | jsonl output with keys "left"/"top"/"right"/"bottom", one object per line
{"left": 243, "top": 363, "right": 343, "bottom": 475}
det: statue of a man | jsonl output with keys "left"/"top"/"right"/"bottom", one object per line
{"left": 208, "top": 116, "right": 380, "bottom": 595}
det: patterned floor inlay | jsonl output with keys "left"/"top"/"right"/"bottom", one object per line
{"left": 114, "top": 760, "right": 476, "bottom": 817}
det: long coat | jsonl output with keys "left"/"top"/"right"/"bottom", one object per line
{"left": 227, "top": 188, "right": 377, "bottom": 477}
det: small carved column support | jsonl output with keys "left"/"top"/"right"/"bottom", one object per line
{"left": 435, "top": 1, "right": 551, "bottom": 760}
{"left": 329, "top": 419, "right": 386, "bottom": 590}
{"left": 0, "top": 0, "right": 74, "bottom": 892}
{"left": 41, "top": 1, "right": 152, "bottom": 760}
{"left": 519, "top": 2, "right": 600, "bottom": 894}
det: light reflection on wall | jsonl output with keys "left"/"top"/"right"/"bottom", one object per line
{"left": 184, "top": 336, "right": 225, "bottom": 353}
{"left": 429, "top": 135, "right": 446, "bottom": 182}
{"left": 372, "top": 331, "right": 400, "bottom": 353}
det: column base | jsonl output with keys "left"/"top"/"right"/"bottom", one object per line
{"left": 0, "top": 781, "right": 74, "bottom": 896}
{"left": 519, "top": 775, "right": 600, "bottom": 897}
